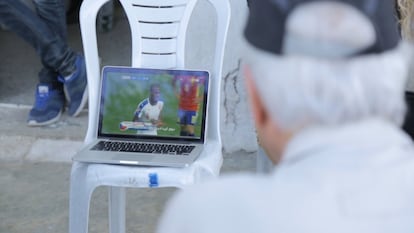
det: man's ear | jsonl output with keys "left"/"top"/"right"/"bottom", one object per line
{"left": 244, "top": 65, "right": 290, "bottom": 164}
{"left": 244, "top": 65, "right": 268, "bottom": 127}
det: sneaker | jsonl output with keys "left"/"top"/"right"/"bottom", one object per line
{"left": 59, "top": 54, "right": 88, "bottom": 117}
{"left": 27, "top": 84, "right": 65, "bottom": 126}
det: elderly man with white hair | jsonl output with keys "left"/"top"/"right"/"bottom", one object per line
{"left": 156, "top": 1, "right": 414, "bottom": 233}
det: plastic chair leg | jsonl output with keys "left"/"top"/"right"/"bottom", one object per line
{"left": 69, "top": 163, "right": 100, "bottom": 233}
{"left": 109, "top": 187, "right": 126, "bottom": 233}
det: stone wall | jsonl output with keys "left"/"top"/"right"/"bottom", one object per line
{"left": 186, "top": 0, "right": 258, "bottom": 153}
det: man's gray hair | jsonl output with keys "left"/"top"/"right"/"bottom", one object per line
{"left": 244, "top": 42, "right": 411, "bottom": 132}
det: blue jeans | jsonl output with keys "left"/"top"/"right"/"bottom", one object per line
{"left": 0, "top": 0, "right": 77, "bottom": 86}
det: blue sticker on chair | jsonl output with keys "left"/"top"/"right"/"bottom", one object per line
{"left": 149, "top": 173, "right": 159, "bottom": 187}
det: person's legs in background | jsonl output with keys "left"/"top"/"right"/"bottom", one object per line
{"left": 34, "top": 0, "right": 88, "bottom": 118}
{"left": 0, "top": 0, "right": 87, "bottom": 126}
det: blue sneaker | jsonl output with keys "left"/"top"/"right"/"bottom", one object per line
{"left": 27, "top": 84, "right": 64, "bottom": 126}
{"left": 59, "top": 54, "right": 88, "bottom": 117}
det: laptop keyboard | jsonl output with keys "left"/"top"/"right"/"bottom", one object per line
{"left": 91, "top": 141, "right": 195, "bottom": 155}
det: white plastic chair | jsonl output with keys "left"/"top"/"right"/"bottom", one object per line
{"left": 69, "top": 0, "right": 230, "bottom": 232}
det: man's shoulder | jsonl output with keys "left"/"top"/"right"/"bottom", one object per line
{"left": 137, "top": 98, "right": 149, "bottom": 108}
{"left": 178, "top": 173, "right": 271, "bottom": 201}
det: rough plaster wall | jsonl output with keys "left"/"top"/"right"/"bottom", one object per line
{"left": 221, "top": 0, "right": 258, "bottom": 154}
{"left": 187, "top": 0, "right": 258, "bottom": 153}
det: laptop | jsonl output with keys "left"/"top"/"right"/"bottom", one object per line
{"left": 73, "top": 66, "right": 210, "bottom": 168}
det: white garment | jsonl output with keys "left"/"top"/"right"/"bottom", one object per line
{"left": 157, "top": 118, "right": 414, "bottom": 233}
{"left": 136, "top": 98, "right": 163, "bottom": 135}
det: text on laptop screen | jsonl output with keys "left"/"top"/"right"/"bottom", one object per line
{"left": 98, "top": 67, "right": 209, "bottom": 142}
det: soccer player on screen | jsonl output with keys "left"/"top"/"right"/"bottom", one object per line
{"left": 132, "top": 83, "right": 164, "bottom": 135}
{"left": 173, "top": 75, "right": 205, "bottom": 137}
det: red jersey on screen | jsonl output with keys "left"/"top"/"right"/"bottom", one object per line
{"left": 174, "top": 75, "right": 204, "bottom": 111}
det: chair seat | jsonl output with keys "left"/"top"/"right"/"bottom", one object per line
{"left": 71, "top": 140, "right": 222, "bottom": 188}
{"left": 69, "top": 140, "right": 222, "bottom": 233}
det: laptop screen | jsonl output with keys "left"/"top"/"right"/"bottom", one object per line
{"left": 97, "top": 66, "right": 209, "bottom": 143}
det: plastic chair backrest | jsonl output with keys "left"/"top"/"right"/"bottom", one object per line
{"left": 121, "top": 0, "right": 193, "bottom": 69}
